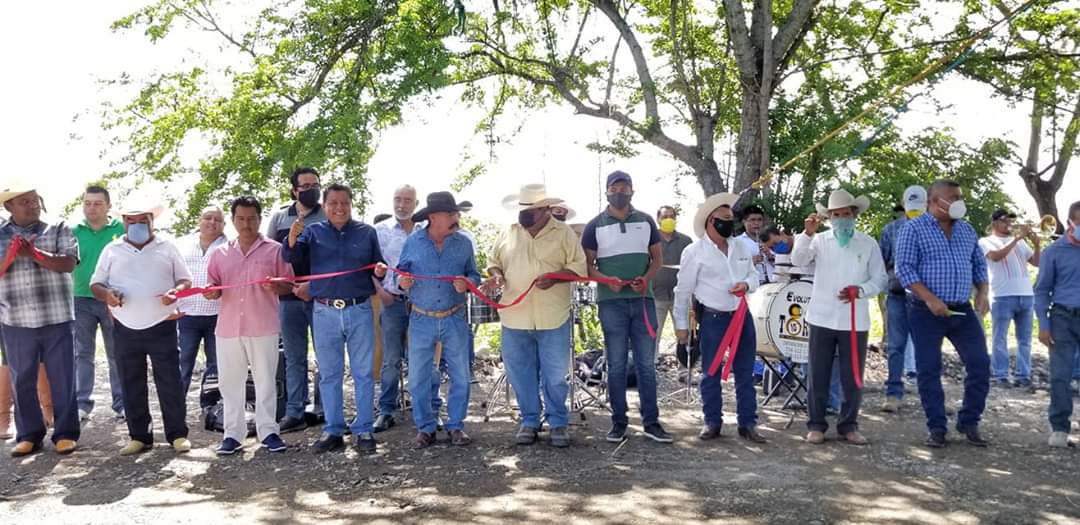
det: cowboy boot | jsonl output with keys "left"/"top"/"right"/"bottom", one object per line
{"left": 37, "top": 364, "right": 53, "bottom": 429}
{"left": 0, "top": 365, "right": 12, "bottom": 440}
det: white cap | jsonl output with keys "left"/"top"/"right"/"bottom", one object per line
{"left": 903, "top": 185, "right": 927, "bottom": 213}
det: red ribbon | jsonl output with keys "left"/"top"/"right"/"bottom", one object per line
{"left": 0, "top": 236, "right": 46, "bottom": 279}
{"left": 846, "top": 286, "right": 863, "bottom": 390}
{"left": 707, "top": 292, "right": 748, "bottom": 380}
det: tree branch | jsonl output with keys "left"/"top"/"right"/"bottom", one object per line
{"left": 592, "top": 0, "right": 660, "bottom": 126}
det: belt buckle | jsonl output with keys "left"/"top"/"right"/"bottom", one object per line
{"left": 332, "top": 299, "right": 347, "bottom": 309}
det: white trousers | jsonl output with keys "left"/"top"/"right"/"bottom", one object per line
{"left": 216, "top": 335, "right": 280, "bottom": 442}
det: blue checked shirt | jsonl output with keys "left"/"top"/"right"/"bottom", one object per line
{"left": 395, "top": 229, "right": 480, "bottom": 312}
{"left": 0, "top": 220, "right": 80, "bottom": 328}
{"left": 896, "top": 213, "right": 988, "bottom": 304}
{"left": 879, "top": 217, "right": 907, "bottom": 293}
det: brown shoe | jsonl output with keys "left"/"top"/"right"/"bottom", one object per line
{"left": 738, "top": 426, "right": 768, "bottom": 444}
{"left": 805, "top": 431, "right": 825, "bottom": 444}
{"left": 450, "top": 429, "right": 472, "bottom": 447}
{"left": 413, "top": 431, "right": 436, "bottom": 449}
{"left": 698, "top": 425, "right": 722, "bottom": 441}
{"left": 843, "top": 431, "right": 869, "bottom": 446}
{"left": 55, "top": 439, "right": 78, "bottom": 455}
{"left": 10, "top": 440, "right": 40, "bottom": 457}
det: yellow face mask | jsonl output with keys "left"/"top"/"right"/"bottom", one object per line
{"left": 905, "top": 209, "right": 924, "bottom": 219}
{"left": 659, "top": 218, "right": 677, "bottom": 233}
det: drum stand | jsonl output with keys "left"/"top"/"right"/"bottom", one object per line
{"left": 660, "top": 349, "right": 699, "bottom": 405}
{"left": 568, "top": 301, "right": 609, "bottom": 420}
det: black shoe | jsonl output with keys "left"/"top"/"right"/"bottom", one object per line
{"left": 279, "top": 416, "right": 308, "bottom": 434}
{"left": 373, "top": 414, "right": 395, "bottom": 433}
{"left": 643, "top": 423, "right": 674, "bottom": 443}
{"left": 312, "top": 433, "right": 345, "bottom": 454}
{"left": 738, "top": 426, "right": 768, "bottom": 444}
{"left": 698, "top": 425, "right": 722, "bottom": 441}
{"left": 1013, "top": 379, "right": 1033, "bottom": 390}
{"left": 958, "top": 427, "right": 989, "bottom": 447}
{"left": 606, "top": 423, "right": 628, "bottom": 443}
{"left": 353, "top": 433, "right": 377, "bottom": 453}
{"left": 436, "top": 416, "right": 446, "bottom": 432}
{"left": 925, "top": 431, "right": 947, "bottom": 448}
{"left": 515, "top": 425, "right": 539, "bottom": 445}
{"left": 993, "top": 378, "right": 1012, "bottom": 389}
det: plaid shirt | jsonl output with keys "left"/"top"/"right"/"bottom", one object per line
{"left": 177, "top": 233, "right": 227, "bottom": 316}
{"left": 0, "top": 220, "right": 80, "bottom": 328}
{"left": 896, "top": 213, "right": 988, "bottom": 304}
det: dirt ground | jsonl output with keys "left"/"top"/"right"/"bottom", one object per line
{"left": 2, "top": 343, "right": 1079, "bottom": 525}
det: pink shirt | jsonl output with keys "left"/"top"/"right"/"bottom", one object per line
{"left": 207, "top": 235, "right": 294, "bottom": 338}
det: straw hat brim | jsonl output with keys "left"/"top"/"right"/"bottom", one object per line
{"left": 693, "top": 193, "right": 740, "bottom": 238}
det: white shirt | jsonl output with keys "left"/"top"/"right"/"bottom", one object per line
{"left": 91, "top": 235, "right": 193, "bottom": 330}
{"left": 791, "top": 230, "right": 888, "bottom": 331}
{"left": 673, "top": 236, "right": 759, "bottom": 331}
{"left": 736, "top": 232, "right": 774, "bottom": 284}
{"left": 177, "top": 233, "right": 227, "bottom": 316}
{"left": 978, "top": 235, "right": 1034, "bottom": 298}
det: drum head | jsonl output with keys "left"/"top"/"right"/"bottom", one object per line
{"left": 750, "top": 280, "right": 811, "bottom": 363}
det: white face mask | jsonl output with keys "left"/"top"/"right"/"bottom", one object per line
{"left": 938, "top": 198, "right": 966, "bottom": 220}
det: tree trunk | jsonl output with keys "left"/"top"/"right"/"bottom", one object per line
{"left": 734, "top": 89, "right": 765, "bottom": 194}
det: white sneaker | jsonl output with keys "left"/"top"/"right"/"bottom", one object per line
{"left": 1048, "top": 431, "right": 1071, "bottom": 448}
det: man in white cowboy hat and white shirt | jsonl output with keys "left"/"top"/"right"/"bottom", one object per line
{"left": 91, "top": 198, "right": 194, "bottom": 455}
{"left": 0, "top": 185, "right": 81, "bottom": 457}
{"left": 674, "top": 193, "right": 766, "bottom": 442}
{"left": 792, "top": 189, "right": 888, "bottom": 445}
{"left": 483, "top": 184, "right": 587, "bottom": 447}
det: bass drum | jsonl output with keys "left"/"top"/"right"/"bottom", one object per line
{"left": 748, "top": 280, "right": 812, "bottom": 364}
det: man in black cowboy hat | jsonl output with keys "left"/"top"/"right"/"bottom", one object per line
{"left": 395, "top": 191, "right": 481, "bottom": 449}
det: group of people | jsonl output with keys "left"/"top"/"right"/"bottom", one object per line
{"left": 1, "top": 168, "right": 1078, "bottom": 459}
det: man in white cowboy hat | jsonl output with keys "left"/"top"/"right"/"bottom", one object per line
{"left": 674, "top": 193, "right": 766, "bottom": 443}
{"left": 0, "top": 185, "right": 81, "bottom": 457}
{"left": 792, "top": 189, "right": 888, "bottom": 446}
{"left": 90, "top": 196, "right": 194, "bottom": 456}
{"left": 483, "top": 184, "right": 587, "bottom": 447}
{"left": 396, "top": 191, "right": 480, "bottom": 449}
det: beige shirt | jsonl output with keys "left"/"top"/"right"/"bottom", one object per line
{"left": 488, "top": 219, "right": 588, "bottom": 330}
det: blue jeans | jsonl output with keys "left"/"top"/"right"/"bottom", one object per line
{"left": 378, "top": 298, "right": 409, "bottom": 416}
{"left": 501, "top": 320, "right": 572, "bottom": 429}
{"left": 1048, "top": 308, "right": 1080, "bottom": 432}
{"left": 280, "top": 299, "right": 314, "bottom": 419}
{"left": 313, "top": 300, "right": 376, "bottom": 436}
{"left": 598, "top": 297, "right": 659, "bottom": 427}
{"left": 2, "top": 322, "right": 80, "bottom": 444}
{"left": 990, "top": 295, "right": 1034, "bottom": 381}
{"left": 698, "top": 309, "right": 757, "bottom": 428}
{"left": 908, "top": 300, "right": 990, "bottom": 434}
{"left": 74, "top": 296, "right": 123, "bottom": 414}
{"left": 407, "top": 310, "right": 470, "bottom": 433}
{"left": 178, "top": 314, "right": 218, "bottom": 401}
{"left": 885, "top": 293, "right": 912, "bottom": 398}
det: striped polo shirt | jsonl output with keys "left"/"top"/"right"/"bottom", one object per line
{"left": 581, "top": 207, "right": 661, "bottom": 302}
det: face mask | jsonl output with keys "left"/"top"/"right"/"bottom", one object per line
{"left": 607, "top": 193, "right": 631, "bottom": 210}
{"left": 1068, "top": 222, "right": 1079, "bottom": 246}
{"left": 659, "top": 218, "right": 676, "bottom": 234}
{"left": 905, "top": 209, "right": 924, "bottom": 219}
{"left": 832, "top": 217, "right": 855, "bottom": 247}
{"left": 773, "top": 241, "right": 791, "bottom": 254}
{"left": 297, "top": 188, "right": 320, "bottom": 208}
{"left": 711, "top": 218, "right": 735, "bottom": 238}
{"left": 127, "top": 223, "right": 151, "bottom": 244}
{"left": 552, "top": 212, "right": 567, "bottom": 222}
{"left": 518, "top": 210, "right": 536, "bottom": 228}
{"left": 938, "top": 198, "right": 966, "bottom": 220}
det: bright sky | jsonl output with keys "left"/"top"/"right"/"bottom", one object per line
{"left": 1, "top": 1, "right": 1076, "bottom": 233}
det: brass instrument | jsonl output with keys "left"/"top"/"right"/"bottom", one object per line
{"left": 1012, "top": 214, "right": 1059, "bottom": 241}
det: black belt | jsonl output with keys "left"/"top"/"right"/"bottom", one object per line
{"left": 910, "top": 298, "right": 970, "bottom": 310}
{"left": 315, "top": 296, "right": 369, "bottom": 309}
{"left": 1054, "top": 304, "right": 1080, "bottom": 316}
{"left": 703, "top": 306, "right": 737, "bottom": 316}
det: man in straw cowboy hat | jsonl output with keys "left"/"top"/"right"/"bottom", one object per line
{"left": 792, "top": 189, "right": 888, "bottom": 445}
{"left": 896, "top": 179, "right": 991, "bottom": 449}
{"left": 0, "top": 185, "right": 81, "bottom": 457}
{"left": 90, "top": 195, "right": 194, "bottom": 455}
{"left": 396, "top": 191, "right": 480, "bottom": 449}
{"left": 674, "top": 193, "right": 766, "bottom": 443}
{"left": 483, "top": 184, "right": 587, "bottom": 447}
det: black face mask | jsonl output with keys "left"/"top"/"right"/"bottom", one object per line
{"left": 552, "top": 212, "right": 567, "bottom": 222}
{"left": 712, "top": 218, "right": 735, "bottom": 238}
{"left": 297, "top": 188, "right": 320, "bottom": 208}
{"left": 607, "top": 193, "right": 632, "bottom": 210}
{"left": 518, "top": 210, "right": 537, "bottom": 228}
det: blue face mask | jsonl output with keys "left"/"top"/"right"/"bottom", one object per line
{"left": 832, "top": 217, "right": 855, "bottom": 247}
{"left": 127, "top": 222, "right": 151, "bottom": 244}
{"left": 773, "top": 241, "right": 791, "bottom": 254}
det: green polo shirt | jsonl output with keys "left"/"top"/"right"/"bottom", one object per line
{"left": 581, "top": 207, "right": 661, "bottom": 302}
{"left": 72, "top": 218, "right": 124, "bottom": 297}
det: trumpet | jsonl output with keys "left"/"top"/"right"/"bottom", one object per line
{"left": 1011, "top": 214, "right": 1059, "bottom": 241}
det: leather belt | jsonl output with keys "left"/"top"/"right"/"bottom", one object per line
{"left": 315, "top": 296, "right": 369, "bottom": 309}
{"left": 411, "top": 303, "right": 464, "bottom": 319}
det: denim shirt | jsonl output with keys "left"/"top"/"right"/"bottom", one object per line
{"left": 395, "top": 228, "right": 480, "bottom": 312}
{"left": 281, "top": 219, "right": 384, "bottom": 300}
